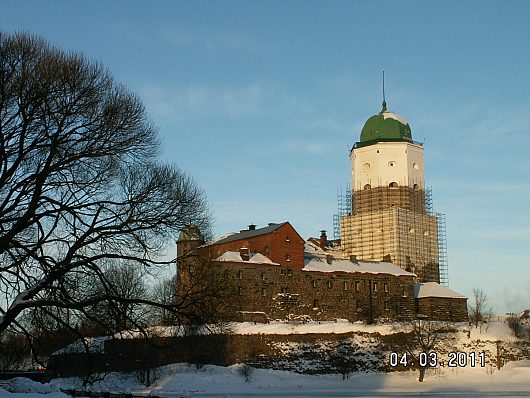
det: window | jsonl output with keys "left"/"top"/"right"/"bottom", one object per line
{"left": 356, "top": 300, "right": 361, "bottom": 311}
{"left": 413, "top": 183, "right": 419, "bottom": 190}
{"left": 287, "top": 269, "right": 293, "bottom": 277}
{"left": 355, "top": 281, "right": 360, "bottom": 292}
{"left": 261, "top": 272, "right": 265, "bottom": 281}
{"left": 313, "top": 299, "right": 320, "bottom": 309}
{"left": 343, "top": 281, "right": 349, "bottom": 290}
{"left": 223, "top": 270, "right": 228, "bottom": 279}
{"left": 388, "top": 161, "right": 395, "bottom": 167}
{"left": 281, "top": 287, "right": 289, "bottom": 293}
{"left": 280, "top": 269, "right": 286, "bottom": 275}
{"left": 264, "top": 246, "right": 270, "bottom": 255}
{"left": 373, "top": 282, "right": 378, "bottom": 292}
{"left": 285, "top": 236, "right": 290, "bottom": 243}
{"left": 237, "top": 270, "right": 243, "bottom": 279}
{"left": 237, "top": 286, "right": 242, "bottom": 296}
{"left": 312, "top": 280, "right": 319, "bottom": 288}
{"left": 384, "top": 283, "right": 389, "bottom": 293}
{"left": 285, "top": 254, "right": 291, "bottom": 262}
{"left": 389, "top": 182, "right": 398, "bottom": 188}
{"left": 384, "top": 301, "right": 390, "bottom": 311}
{"left": 402, "top": 289, "right": 407, "bottom": 298}
{"left": 327, "top": 280, "right": 333, "bottom": 289}
{"left": 363, "top": 162, "right": 370, "bottom": 170}
{"left": 363, "top": 184, "right": 371, "bottom": 190}
{"left": 261, "top": 288, "right": 267, "bottom": 296}
{"left": 413, "top": 162, "right": 419, "bottom": 170}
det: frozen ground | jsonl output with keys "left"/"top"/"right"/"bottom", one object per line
{"left": 1, "top": 361, "right": 530, "bottom": 397}
{"left": 1, "top": 319, "right": 528, "bottom": 397}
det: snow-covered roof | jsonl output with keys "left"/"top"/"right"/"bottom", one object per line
{"left": 214, "top": 251, "right": 279, "bottom": 265}
{"left": 304, "top": 240, "right": 327, "bottom": 255}
{"left": 209, "top": 232, "right": 237, "bottom": 245}
{"left": 303, "top": 255, "right": 415, "bottom": 277}
{"left": 382, "top": 111, "right": 409, "bottom": 126}
{"left": 414, "top": 282, "right": 467, "bottom": 299}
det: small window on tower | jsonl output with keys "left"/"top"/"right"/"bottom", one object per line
{"left": 413, "top": 162, "right": 419, "bottom": 170}
{"left": 388, "top": 161, "right": 395, "bottom": 167}
{"left": 364, "top": 184, "right": 371, "bottom": 190}
{"left": 389, "top": 182, "right": 398, "bottom": 188}
{"left": 413, "top": 183, "right": 419, "bottom": 190}
{"left": 363, "top": 162, "right": 370, "bottom": 170}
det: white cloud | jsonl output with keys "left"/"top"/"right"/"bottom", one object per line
{"left": 142, "top": 83, "right": 267, "bottom": 119}
{"left": 158, "top": 25, "right": 273, "bottom": 55}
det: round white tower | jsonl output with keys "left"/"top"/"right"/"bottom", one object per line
{"left": 350, "top": 101, "right": 425, "bottom": 191}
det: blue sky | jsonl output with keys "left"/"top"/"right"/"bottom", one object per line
{"left": 2, "top": 0, "right": 529, "bottom": 314}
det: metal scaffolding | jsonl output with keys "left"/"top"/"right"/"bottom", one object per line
{"left": 334, "top": 184, "right": 449, "bottom": 285}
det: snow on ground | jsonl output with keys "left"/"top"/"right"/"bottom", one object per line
{"left": 2, "top": 361, "right": 529, "bottom": 397}
{"left": 232, "top": 319, "right": 397, "bottom": 335}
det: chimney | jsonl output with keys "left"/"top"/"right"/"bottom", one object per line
{"left": 320, "top": 230, "right": 328, "bottom": 248}
{"left": 248, "top": 224, "right": 256, "bottom": 231}
{"left": 240, "top": 247, "right": 250, "bottom": 261}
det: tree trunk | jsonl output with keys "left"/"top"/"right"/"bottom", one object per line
{"left": 418, "top": 367, "right": 426, "bottom": 382}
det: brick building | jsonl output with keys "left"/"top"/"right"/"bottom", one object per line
{"left": 177, "top": 223, "right": 467, "bottom": 323}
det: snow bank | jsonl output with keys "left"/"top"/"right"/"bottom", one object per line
{"left": 49, "top": 361, "right": 530, "bottom": 396}
{"left": 0, "top": 378, "right": 66, "bottom": 398}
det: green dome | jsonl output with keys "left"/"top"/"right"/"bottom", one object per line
{"left": 359, "top": 101, "right": 412, "bottom": 143}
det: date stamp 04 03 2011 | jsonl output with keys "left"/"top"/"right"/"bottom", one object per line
{"left": 389, "top": 351, "right": 486, "bottom": 368}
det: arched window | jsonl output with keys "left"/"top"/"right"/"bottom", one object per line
{"left": 389, "top": 182, "right": 398, "bottom": 188}
{"left": 413, "top": 183, "right": 419, "bottom": 190}
{"left": 363, "top": 184, "right": 371, "bottom": 190}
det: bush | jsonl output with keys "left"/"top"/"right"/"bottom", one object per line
{"left": 238, "top": 364, "right": 253, "bottom": 383}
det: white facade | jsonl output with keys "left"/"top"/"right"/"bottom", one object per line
{"left": 349, "top": 141, "right": 424, "bottom": 191}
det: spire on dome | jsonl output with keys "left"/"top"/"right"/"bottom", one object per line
{"left": 381, "top": 70, "right": 387, "bottom": 112}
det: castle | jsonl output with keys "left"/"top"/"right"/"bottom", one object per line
{"left": 177, "top": 100, "right": 467, "bottom": 323}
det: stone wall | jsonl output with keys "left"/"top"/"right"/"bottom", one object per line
{"left": 189, "top": 259, "right": 417, "bottom": 323}
{"left": 416, "top": 297, "right": 468, "bottom": 322}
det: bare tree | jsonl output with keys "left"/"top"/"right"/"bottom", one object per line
{"left": 0, "top": 332, "right": 30, "bottom": 370}
{"left": 82, "top": 261, "right": 150, "bottom": 332}
{"left": 468, "top": 288, "right": 492, "bottom": 329}
{"left": 0, "top": 32, "right": 211, "bottom": 337}
{"left": 392, "top": 317, "right": 456, "bottom": 382}
{"left": 151, "top": 275, "right": 179, "bottom": 326}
